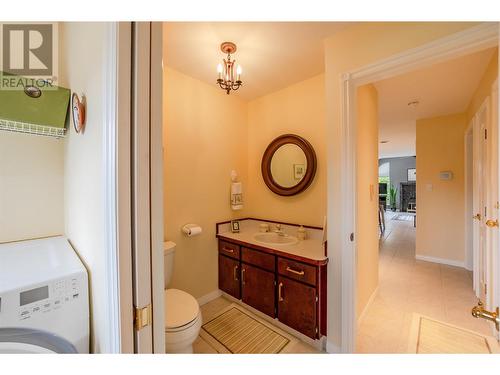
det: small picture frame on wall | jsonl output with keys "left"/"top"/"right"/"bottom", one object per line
{"left": 231, "top": 220, "right": 240, "bottom": 233}
{"left": 407, "top": 168, "right": 416, "bottom": 182}
{"left": 294, "top": 164, "right": 305, "bottom": 180}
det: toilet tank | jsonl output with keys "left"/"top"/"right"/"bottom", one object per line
{"left": 163, "top": 241, "right": 176, "bottom": 288}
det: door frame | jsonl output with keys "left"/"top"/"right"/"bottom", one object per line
{"left": 490, "top": 77, "right": 499, "bottom": 339}
{"left": 103, "top": 21, "right": 163, "bottom": 353}
{"left": 464, "top": 121, "right": 474, "bottom": 272}
{"left": 336, "top": 23, "right": 499, "bottom": 353}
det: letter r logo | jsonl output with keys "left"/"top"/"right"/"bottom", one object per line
{"left": 2, "top": 24, "right": 53, "bottom": 76}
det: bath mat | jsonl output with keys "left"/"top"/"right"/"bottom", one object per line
{"left": 407, "top": 314, "right": 499, "bottom": 354}
{"left": 392, "top": 214, "right": 414, "bottom": 222}
{"left": 201, "top": 306, "right": 290, "bottom": 354}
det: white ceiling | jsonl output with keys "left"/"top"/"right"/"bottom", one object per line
{"left": 376, "top": 47, "right": 496, "bottom": 159}
{"left": 163, "top": 22, "right": 351, "bottom": 100}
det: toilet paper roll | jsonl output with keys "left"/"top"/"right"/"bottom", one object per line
{"left": 182, "top": 224, "right": 202, "bottom": 237}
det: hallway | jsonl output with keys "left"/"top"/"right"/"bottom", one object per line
{"left": 356, "top": 212, "right": 492, "bottom": 353}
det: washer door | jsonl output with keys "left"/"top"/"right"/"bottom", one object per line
{"left": 0, "top": 328, "right": 77, "bottom": 354}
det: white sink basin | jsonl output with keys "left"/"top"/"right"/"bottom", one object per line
{"left": 253, "top": 232, "right": 298, "bottom": 246}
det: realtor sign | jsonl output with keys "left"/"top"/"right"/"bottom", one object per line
{"left": 0, "top": 23, "right": 58, "bottom": 90}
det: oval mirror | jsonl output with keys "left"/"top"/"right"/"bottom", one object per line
{"left": 261, "top": 134, "right": 317, "bottom": 196}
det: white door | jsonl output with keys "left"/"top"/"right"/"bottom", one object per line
{"left": 478, "top": 99, "right": 489, "bottom": 303}
{"left": 471, "top": 81, "right": 500, "bottom": 339}
{"left": 472, "top": 100, "right": 489, "bottom": 301}
{"left": 130, "top": 22, "right": 164, "bottom": 353}
{"left": 487, "top": 79, "right": 500, "bottom": 339}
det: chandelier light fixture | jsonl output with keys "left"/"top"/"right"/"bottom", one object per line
{"left": 216, "top": 42, "right": 242, "bottom": 95}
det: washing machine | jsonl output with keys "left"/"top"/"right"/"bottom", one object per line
{"left": 0, "top": 236, "right": 89, "bottom": 353}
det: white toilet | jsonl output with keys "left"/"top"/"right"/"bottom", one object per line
{"left": 164, "top": 241, "right": 202, "bottom": 353}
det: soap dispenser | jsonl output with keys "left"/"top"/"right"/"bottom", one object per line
{"left": 297, "top": 225, "right": 307, "bottom": 240}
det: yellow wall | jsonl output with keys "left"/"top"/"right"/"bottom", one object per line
{"left": 324, "top": 22, "right": 480, "bottom": 349}
{"left": 356, "top": 84, "right": 379, "bottom": 318}
{"left": 0, "top": 132, "right": 64, "bottom": 242}
{"left": 163, "top": 67, "right": 248, "bottom": 299}
{"left": 466, "top": 49, "right": 498, "bottom": 122}
{"left": 59, "top": 22, "right": 110, "bottom": 353}
{"left": 416, "top": 49, "right": 497, "bottom": 266}
{"left": 247, "top": 74, "right": 326, "bottom": 227}
{"left": 416, "top": 113, "right": 468, "bottom": 263}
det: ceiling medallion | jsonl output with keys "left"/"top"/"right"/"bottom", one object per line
{"left": 216, "top": 42, "right": 243, "bottom": 95}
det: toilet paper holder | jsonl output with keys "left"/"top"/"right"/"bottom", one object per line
{"left": 182, "top": 224, "right": 202, "bottom": 237}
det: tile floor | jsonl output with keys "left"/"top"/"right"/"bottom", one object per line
{"left": 356, "top": 211, "right": 492, "bottom": 353}
{"left": 193, "top": 297, "right": 321, "bottom": 354}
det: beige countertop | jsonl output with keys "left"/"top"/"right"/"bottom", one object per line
{"left": 217, "top": 219, "right": 327, "bottom": 265}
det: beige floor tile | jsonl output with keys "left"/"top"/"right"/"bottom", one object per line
{"left": 193, "top": 335, "right": 219, "bottom": 354}
{"left": 356, "top": 212, "right": 491, "bottom": 353}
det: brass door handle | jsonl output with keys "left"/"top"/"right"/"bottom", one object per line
{"left": 233, "top": 265, "right": 239, "bottom": 281}
{"left": 223, "top": 247, "right": 234, "bottom": 253}
{"left": 278, "top": 282, "right": 284, "bottom": 302}
{"left": 471, "top": 300, "right": 499, "bottom": 331}
{"left": 473, "top": 213, "right": 481, "bottom": 221}
{"left": 242, "top": 268, "right": 246, "bottom": 285}
{"left": 286, "top": 266, "right": 305, "bottom": 276}
{"left": 486, "top": 219, "right": 499, "bottom": 228}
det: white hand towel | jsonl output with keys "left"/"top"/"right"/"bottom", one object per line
{"left": 231, "top": 182, "right": 243, "bottom": 210}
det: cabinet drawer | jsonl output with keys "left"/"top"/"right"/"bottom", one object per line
{"left": 277, "top": 257, "right": 316, "bottom": 286}
{"left": 218, "top": 240, "right": 240, "bottom": 260}
{"left": 241, "top": 247, "right": 275, "bottom": 272}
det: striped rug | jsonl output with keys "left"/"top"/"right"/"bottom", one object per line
{"left": 201, "top": 307, "right": 290, "bottom": 354}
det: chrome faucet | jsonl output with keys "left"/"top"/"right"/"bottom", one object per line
{"left": 273, "top": 224, "right": 285, "bottom": 236}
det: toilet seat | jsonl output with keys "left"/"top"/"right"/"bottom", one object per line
{"left": 164, "top": 289, "right": 200, "bottom": 330}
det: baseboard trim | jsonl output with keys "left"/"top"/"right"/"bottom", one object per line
{"left": 415, "top": 254, "right": 465, "bottom": 268}
{"left": 357, "top": 286, "right": 379, "bottom": 326}
{"left": 326, "top": 340, "right": 341, "bottom": 353}
{"left": 197, "top": 289, "right": 222, "bottom": 306}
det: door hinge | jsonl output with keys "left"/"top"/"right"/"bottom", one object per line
{"left": 315, "top": 296, "right": 319, "bottom": 303}
{"left": 485, "top": 128, "right": 488, "bottom": 140}
{"left": 349, "top": 233, "right": 355, "bottom": 242}
{"left": 134, "top": 304, "right": 152, "bottom": 331}
{"left": 315, "top": 327, "right": 318, "bottom": 334}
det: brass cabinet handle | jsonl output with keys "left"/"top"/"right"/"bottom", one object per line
{"left": 473, "top": 213, "right": 481, "bottom": 221}
{"left": 278, "top": 282, "right": 284, "bottom": 302}
{"left": 242, "top": 268, "right": 246, "bottom": 285}
{"left": 223, "top": 247, "right": 234, "bottom": 253}
{"left": 486, "top": 219, "right": 499, "bottom": 228}
{"left": 233, "top": 265, "right": 239, "bottom": 281}
{"left": 286, "top": 266, "right": 305, "bottom": 276}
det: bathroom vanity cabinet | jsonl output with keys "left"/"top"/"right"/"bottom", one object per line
{"left": 217, "top": 238, "right": 327, "bottom": 339}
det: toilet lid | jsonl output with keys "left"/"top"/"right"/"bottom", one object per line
{"left": 164, "top": 289, "right": 200, "bottom": 329}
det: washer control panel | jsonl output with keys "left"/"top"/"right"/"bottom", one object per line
{"left": 15, "top": 277, "right": 81, "bottom": 321}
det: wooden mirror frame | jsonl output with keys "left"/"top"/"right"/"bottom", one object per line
{"left": 261, "top": 134, "right": 317, "bottom": 196}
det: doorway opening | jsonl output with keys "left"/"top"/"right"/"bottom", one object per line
{"left": 351, "top": 38, "right": 499, "bottom": 353}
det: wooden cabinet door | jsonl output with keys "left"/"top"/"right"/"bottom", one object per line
{"left": 218, "top": 255, "right": 241, "bottom": 299}
{"left": 241, "top": 263, "right": 275, "bottom": 317}
{"left": 277, "top": 276, "right": 317, "bottom": 338}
